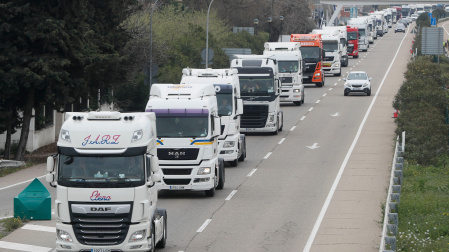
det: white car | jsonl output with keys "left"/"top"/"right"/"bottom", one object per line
{"left": 411, "top": 14, "right": 418, "bottom": 21}
{"left": 395, "top": 23, "right": 406, "bottom": 33}
{"left": 343, "top": 71, "right": 372, "bottom": 96}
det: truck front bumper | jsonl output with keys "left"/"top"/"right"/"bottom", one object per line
{"left": 280, "top": 85, "right": 303, "bottom": 102}
{"left": 55, "top": 222, "right": 152, "bottom": 252}
{"left": 218, "top": 134, "right": 239, "bottom": 162}
{"left": 359, "top": 44, "right": 368, "bottom": 51}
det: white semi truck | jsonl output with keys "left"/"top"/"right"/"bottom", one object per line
{"left": 347, "top": 18, "right": 370, "bottom": 52}
{"left": 180, "top": 68, "right": 247, "bottom": 167}
{"left": 311, "top": 29, "right": 342, "bottom": 76}
{"left": 146, "top": 84, "right": 225, "bottom": 197}
{"left": 231, "top": 55, "right": 284, "bottom": 135}
{"left": 46, "top": 111, "right": 167, "bottom": 252}
{"left": 263, "top": 42, "right": 305, "bottom": 106}
{"left": 322, "top": 26, "right": 349, "bottom": 67}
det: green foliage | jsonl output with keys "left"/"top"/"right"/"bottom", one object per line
{"left": 432, "top": 8, "right": 447, "bottom": 20}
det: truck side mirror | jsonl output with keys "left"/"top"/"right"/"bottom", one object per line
{"left": 47, "top": 156, "right": 55, "bottom": 172}
{"left": 151, "top": 173, "right": 161, "bottom": 183}
{"left": 237, "top": 99, "right": 243, "bottom": 115}
{"left": 46, "top": 173, "right": 54, "bottom": 183}
{"left": 146, "top": 154, "right": 160, "bottom": 173}
{"left": 213, "top": 117, "right": 221, "bottom": 137}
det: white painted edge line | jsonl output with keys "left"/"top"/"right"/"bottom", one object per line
{"left": 322, "top": 93, "right": 326, "bottom": 97}
{"left": 316, "top": 100, "right": 320, "bottom": 104}
{"left": 290, "top": 126, "right": 297, "bottom": 131}
{"left": 247, "top": 169, "right": 257, "bottom": 177}
{"left": 334, "top": 83, "right": 337, "bottom": 86}
{"left": 308, "top": 107, "right": 313, "bottom": 112}
{"left": 225, "top": 190, "right": 237, "bottom": 201}
{"left": 338, "top": 79, "right": 341, "bottom": 81}
{"left": 263, "top": 152, "right": 272, "bottom": 159}
{"left": 0, "top": 175, "right": 46, "bottom": 191}
{"left": 0, "top": 241, "right": 52, "bottom": 252}
{"left": 303, "top": 26, "right": 408, "bottom": 252}
{"left": 0, "top": 215, "right": 13, "bottom": 220}
{"left": 328, "top": 88, "right": 333, "bottom": 91}
{"left": 22, "top": 224, "right": 56, "bottom": 233}
{"left": 278, "top": 138, "right": 286, "bottom": 145}
{"left": 196, "top": 219, "right": 212, "bottom": 232}
{"left": 300, "top": 116, "right": 306, "bottom": 121}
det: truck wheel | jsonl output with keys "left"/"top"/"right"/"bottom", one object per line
{"left": 217, "top": 160, "right": 225, "bottom": 189}
{"left": 315, "top": 82, "right": 323, "bottom": 87}
{"left": 229, "top": 159, "right": 238, "bottom": 167}
{"left": 156, "top": 209, "right": 167, "bottom": 248}
{"left": 279, "top": 116, "right": 283, "bottom": 131}
{"left": 293, "top": 101, "right": 301, "bottom": 106}
{"left": 150, "top": 223, "right": 156, "bottom": 252}
{"left": 271, "top": 122, "right": 279, "bottom": 135}
{"left": 334, "top": 71, "right": 341, "bottom": 77}
{"left": 354, "top": 55, "right": 359, "bottom": 58}
{"left": 238, "top": 138, "right": 246, "bottom": 162}
{"left": 205, "top": 187, "right": 215, "bottom": 197}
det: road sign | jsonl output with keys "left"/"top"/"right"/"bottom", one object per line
{"left": 422, "top": 27, "right": 443, "bottom": 55}
{"left": 431, "top": 18, "right": 436, "bottom": 27}
{"left": 428, "top": 12, "right": 432, "bottom": 19}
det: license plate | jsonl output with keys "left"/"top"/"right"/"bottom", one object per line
{"left": 354, "top": 87, "right": 362, "bottom": 90}
{"left": 170, "top": 186, "right": 185, "bottom": 190}
{"left": 91, "top": 249, "right": 111, "bottom": 252}
{"left": 323, "top": 63, "right": 331, "bottom": 67}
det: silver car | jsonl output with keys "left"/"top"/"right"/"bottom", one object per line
{"left": 395, "top": 23, "right": 406, "bottom": 33}
{"left": 343, "top": 71, "right": 372, "bottom": 96}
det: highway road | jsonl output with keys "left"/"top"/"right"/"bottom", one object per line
{"left": 0, "top": 23, "right": 414, "bottom": 252}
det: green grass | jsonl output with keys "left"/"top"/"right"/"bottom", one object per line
{"left": 396, "top": 159, "right": 449, "bottom": 251}
{"left": 0, "top": 217, "right": 28, "bottom": 239}
{"left": 0, "top": 162, "right": 36, "bottom": 178}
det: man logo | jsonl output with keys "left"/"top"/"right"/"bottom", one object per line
{"left": 168, "top": 151, "right": 185, "bottom": 159}
{"left": 91, "top": 207, "right": 112, "bottom": 212}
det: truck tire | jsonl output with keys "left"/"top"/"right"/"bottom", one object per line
{"left": 150, "top": 223, "right": 156, "bottom": 252}
{"left": 156, "top": 209, "right": 167, "bottom": 248}
{"left": 315, "top": 82, "right": 323, "bottom": 87}
{"left": 238, "top": 137, "right": 246, "bottom": 162}
{"left": 216, "top": 159, "right": 225, "bottom": 189}
{"left": 293, "top": 101, "right": 302, "bottom": 106}
{"left": 205, "top": 187, "right": 215, "bottom": 197}
{"left": 229, "top": 159, "right": 238, "bottom": 167}
{"left": 279, "top": 115, "right": 283, "bottom": 131}
{"left": 334, "top": 71, "right": 341, "bottom": 77}
{"left": 271, "top": 122, "right": 279, "bottom": 135}
{"left": 354, "top": 55, "right": 359, "bottom": 58}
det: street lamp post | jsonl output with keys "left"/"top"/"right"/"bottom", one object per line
{"left": 279, "top": 16, "right": 284, "bottom": 41}
{"left": 267, "top": 17, "right": 272, "bottom": 41}
{"left": 149, "top": 0, "right": 160, "bottom": 96}
{"left": 253, "top": 18, "right": 259, "bottom": 36}
{"left": 206, "top": 0, "right": 215, "bottom": 69}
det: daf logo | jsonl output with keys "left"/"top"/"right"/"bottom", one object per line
{"left": 91, "top": 207, "right": 112, "bottom": 212}
{"left": 168, "top": 151, "right": 185, "bottom": 158}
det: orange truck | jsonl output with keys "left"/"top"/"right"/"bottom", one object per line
{"left": 290, "top": 34, "right": 325, "bottom": 87}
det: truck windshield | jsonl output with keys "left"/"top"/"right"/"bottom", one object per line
{"left": 58, "top": 155, "right": 145, "bottom": 187}
{"left": 278, "top": 61, "right": 299, "bottom": 73}
{"left": 358, "top": 29, "right": 366, "bottom": 37}
{"left": 214, "top": 84, "right": 233, "bottom": 116}
{"left": 156, "top": 116, "right": 209, "bottom": 137}
{"left": 322, "top": 41, "right": 338, "bottom": 52}
{"left": 299, "top": 47, "right": 321, "bottom": 60}
{"left": 347, "top": 32, "right": 358, "bottom": 40}
{"left": 377, "top": 20, "right": 382, "bottom": 26}
{"left": 239, "top": 77, "right": 274, "bottom": 96}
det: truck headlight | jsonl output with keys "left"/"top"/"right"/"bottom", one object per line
{"left": 314, "top": 73, "right": 321, "bottom": 76}
{"left": 354, "top": 50, "right": 358, "bottom": 53}
{"left": 198, "top": 167, "right": 211, "bottom": 175}
{"left": 267, "top": 114, "right": 275, "bottom": 124}
{"left": 223, "top": 141, "right": 235, "bottom": 148}
{"left": 293, "top": 89, "right": 301, "bottom": 93}
{"left": 129, "top": 230, "right": 146, "bottom": 242}
{"left": 61, "top": 130, "right": 71, "bottom": 142}
{"left": 334, "top": 63, "right": 340, "bottom": 67}
{"left": 132, "top": 129, "right": 143, "bottom": 142}
{"left": 57, "top": 229, "right": 73, "bottom": 242}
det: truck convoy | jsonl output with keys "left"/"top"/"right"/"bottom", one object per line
{"left": 179, "top": 68, "right": 247, "bottom": 167}
{"left": 311, "top": 28, "right": 342, "bottom": 76}
{"left": 369, "top": 12, "right": 385, "bottom": 37}
{"left": 46, "top": 111, "right": 167, "bottom": 252}
{"left": 290, "top": 34, "right": 325, "bottom": 87}
{"left": 322, "top": 26, "right": 349, "bottom": 67}
{"left": 263, "top": 42, "right": 305, "bottom": 105}
{"left": 346, "top": 26, "right": 359, "bottom": 58}
{"left": 230, "top": 55, "right": 284, "bottom": 134}
{"left": 146, "top": 84, "right": 225, "bottom": 197}
{"left": 347, "top": 18, "right": 369, "bottom": 52}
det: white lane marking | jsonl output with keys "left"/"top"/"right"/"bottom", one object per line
{"left": 22, "top": 224, "right": 56, "bottom": 233}
{"left": 278, "top": 138, "right": 286, "bottom": 145}
{"left": 330, "top": 112, "right": 340, "bottom": 117}
{"left": 329, "top": 88, "right": 333, "bottom": 91}
{"left": 263, "top": 152, "right": 272, "bottom": 159}
{"left": 334, "top": 83, "right": 337, "bottom": 86}
{"left": 303, "top": 25, "right": 409, "bottom": 252}
{"left": 322, "top": 93, "right": 327, "bottom": 97}
{"left": 247, "top": 169, "right": 257, "bottom": 177}
{"left": 0, "top": 175, "right": 46, "bottom": 191}
{"left": 225, "top": 190, "right": 237, "bottom": 201}
{"left": 350, "top": 68, "right": 353, "bottom": 70}
{"left": 359, "top": 61, "right": 361, "bottom": 63}
{"left": 197, "top": 219, "right": 212, "bottom": 232}
{"left": 300, "top": 116, "right": 306, "bottom": 121}
{"left": 0, "top": 241, "right": 52, "bottom": 252}
{"left": 338, "top": 79, "right": 341, "bottom": 81}
{"left": 316, "top": 100, "right": 320, "bottom": 104}
{"left": 0, "top": 216, "right": 13, "bottom": 220}
{"left": 308, "top": 107, "right": 313, "bottom": 112}
{"left": 306, "top": 143, "right": 320, "bottom": 149}
{"left": 290, "top": 126, "right": 297, "bottom": 131}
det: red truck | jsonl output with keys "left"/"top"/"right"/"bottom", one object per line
{"left": 346, "top": 26, "right": 359, "bottom": 59}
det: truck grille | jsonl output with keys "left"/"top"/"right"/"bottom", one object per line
{"left": 157, "top": 148, "right": 199, "bottom": 160}
{"left": 348, "top": 45, "right": 354, "bottom": 53}
{"left": 70, "top": 203, "right": 132, "bottom": 246}
{"left": 304, "top": 63, "right": 317, "bottom": 73}
{"left": 163, "top": 179, "right": 191, "bottom": 185}
{"left": 162, "top": 168, "right": 192, "bottom": 175}
{"left": 323, "top": 56, "right": 334, "bottom": 61}
{"left": 280, "top": 77, "right": 292, "bottom": 83}
{"left": 241, "top": 105, "right": 269, "bottom": 128}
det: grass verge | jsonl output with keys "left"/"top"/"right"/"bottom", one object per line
{"left": 0, "top": 217, "right": 28, "bottom": 239}
{"left": 396, "top": 158, "right": 449, "bottom": 251}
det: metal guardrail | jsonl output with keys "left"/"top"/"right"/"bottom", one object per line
{"left": 379, "top": 131, "right": 405, "bottom": 251}
{"left": 0, "top": 159, "right": 26, "bottom": 168}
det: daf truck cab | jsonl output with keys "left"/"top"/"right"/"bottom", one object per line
{"left": 263, "top": 42, "right": 305, "bottom": 105}
{"left": 347, "top": 18, "right": 370, "bottom": 52}
{"left": 180, "top": 68, "right": 247, "bottom": 167}
{"left": 146, "top": 84, "right": 225, "bottom": 197}
{"left": 290, "top": 34, "right": 325, "bottom": 87}
{"left": 312, "top": 29, "right": 342, "bottom": 76}
{"left": 322, "top": 26, "right": 349, "bottom": 67}
{"left": 231, "top": 55, "right": 284, "bottom": 135}
{"left": 46, "top": 111, "right": 167, "bottom": 252}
